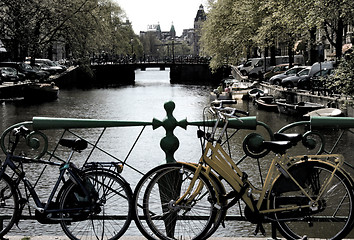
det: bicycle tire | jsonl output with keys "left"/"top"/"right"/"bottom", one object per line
{"left": 271, "top": 161, "right": 354, "bottom": 240}
{"left": 133, "top": 163, "right": 227, "bottom": 240}
{"left": 59, "top": 168, "right": 133, "bottom": 240}
{"left": 142, "top": 163, "right": 219, "bottom": 240}
{"left": 0, "top": 173, "right": 19, "bottom": 237}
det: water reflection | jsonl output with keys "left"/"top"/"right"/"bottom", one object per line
{"left": 1, "top": 68, "right": 354, "bottom": 238}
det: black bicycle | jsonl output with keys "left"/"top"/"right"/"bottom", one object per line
{"left": 0, "top": 126, "right": 133, "bottom": 240}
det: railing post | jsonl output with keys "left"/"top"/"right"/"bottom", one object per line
{"left": 152, "top": 101, "right": 187, "bottom": 163}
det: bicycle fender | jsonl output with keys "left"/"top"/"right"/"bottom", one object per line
{"left": 83, "top": 167, "right": 132, "bottom": 190}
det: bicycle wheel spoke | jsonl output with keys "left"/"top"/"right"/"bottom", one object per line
{"left": 143, "top": 166, "right": 216, "bottom": 239}
{"left": 60, "top": 169, "right": 132, "bottom": 240}
{"left": 273, "top": 162, "right": 354, "bottom": 240}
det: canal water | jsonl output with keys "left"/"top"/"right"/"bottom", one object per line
{"left": 1, "top": 68, "right": 354, "bottom": 238}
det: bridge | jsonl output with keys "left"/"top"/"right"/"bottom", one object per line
{"left": 88, "top": 62, "right": 229, "bottom": 86}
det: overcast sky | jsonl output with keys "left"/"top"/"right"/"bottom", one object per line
{"left": 114, "top": 0, "right": 209, "bottom": 35}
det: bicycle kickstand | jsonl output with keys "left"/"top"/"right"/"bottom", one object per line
{"left": 267, "top": 222, "right": 281, "bottom": 240}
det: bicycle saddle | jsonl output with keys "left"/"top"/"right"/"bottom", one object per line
{"left": 262, "top": 140, "right": 293, "bottom": 154}
{"left": 59, "top": 138, "right": 88, "bottom": 151}
{"left": 274, "top": 133, "right": 302, "bottom": 145}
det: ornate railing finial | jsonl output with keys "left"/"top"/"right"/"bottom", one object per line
{"left": 152, "top": 101, "right": 187, "bottom": 163}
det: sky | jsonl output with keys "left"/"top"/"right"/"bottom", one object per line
{"left": 114, "top": 0, "right": 209, "bottom": 35}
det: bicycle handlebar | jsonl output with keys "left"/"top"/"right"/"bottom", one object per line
{"left": 211, "top": 105, "right": 249, "bottom": 118}
{"left": 211, "top": 99, "right": 237, "bottom": 107}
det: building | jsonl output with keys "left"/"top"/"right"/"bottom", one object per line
{"left": 193, "top": 4, "right": 206, "bottom": 56}
{"left": 140, "top": 22, "right": 176, "bottom": 41}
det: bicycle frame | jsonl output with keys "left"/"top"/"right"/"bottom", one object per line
{"left": 178, "top": 138, "right": 348, "bottom": 216}
{"left": 0, "top": 151, "right": 94, "bottom": 216}
{"left": 174, "top": 109, "right": 349, "bottom": 221}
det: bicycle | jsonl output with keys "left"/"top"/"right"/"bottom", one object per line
{"left": 134, "top": 103, "right": 354, "bottom": 240}
{"left": 0, "top": 125, "right": 133, "bottom": 240}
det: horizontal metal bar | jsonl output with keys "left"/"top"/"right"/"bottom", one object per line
{"left": 311, "top": 116, "right": 354, "bottom": 129}
{"left": 1, "top": 215, "right": 346, "bottom": 222}
{"left": 32, "top": 117, "right": 153, "bottom": 130}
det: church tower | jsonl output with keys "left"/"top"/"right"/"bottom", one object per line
{"left": 170, "top": 22, "right": 176, "bottom": 39}
{"left": 193, "top": 4, "right": 206, "bottom": 56}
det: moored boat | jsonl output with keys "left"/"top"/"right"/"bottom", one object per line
{"left": 303, "top": 107, "right": 343, "bottom": 118}
{"left": 255, "top": 96, "right": 279, "bottom": 112}
{"left": 276, "top": 100, "right": 324, "bottom": 116}
{"left": 248, "top": 88, "right": 265, "bottom": 99}
{"left": 24, "top": 82, "right": 59, "bottom": 102}
{"left": 231, "top": 81, "right": 259, "bottom": 100}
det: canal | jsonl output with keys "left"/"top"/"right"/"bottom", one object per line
{"left": 1, "top": 68, "right": 354, "bottom": 238}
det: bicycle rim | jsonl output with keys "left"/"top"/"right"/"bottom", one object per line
{"left": 272, "top": 162, "right": 354, "bottom": 240}
{"left": 143, "top": 164, "right": 217, "bottom": 240}
{"left": 0, "top": 174, "right": 18, "bottom": 237}
{"left": 133, "top": 163, "right": 226, "bottom": 240}
{"left": 59, "top": 169, "right": 133, "bottom": 240}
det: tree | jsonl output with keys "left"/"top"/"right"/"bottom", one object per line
{"left": 325, "top": 51, "right": 354, "bottom": 96}
{"left": 306, "top": 0, "right": 354, "bottom": 60}
{"left": 201, "top": 0, "right": 261, "bottom": 70}
{"left": 0, "top": 0, "right": 139, "bottom": 62}
{"left": 201, "top": 0, "right": 354, "bottom": 71}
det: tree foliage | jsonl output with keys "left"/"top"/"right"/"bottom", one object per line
{"left": 201, "top": 0, "right": 261, "bottom": 70}
{"left": 201, "top": 0, "right": 354, "bottom": 70}
{"left": 325, "top": 51, "right": 354, "bottom": 96}
{"left": 0, "top": 0, "right": 139, "bottom": 61}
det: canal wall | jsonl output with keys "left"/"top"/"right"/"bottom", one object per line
{"left": 51, "top": 65, "right": 135, "bottom": 89}
{"left": 0, "top": 83, "right": 26, "bottom": 100}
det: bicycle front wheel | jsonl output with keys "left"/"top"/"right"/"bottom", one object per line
{"left": 143, "top": 163, "right": 217, "bottom": 240}
{"left": 0, "top": 173, "right": 19, "bottom": 237}
{"left": 59, "top": 169, "right": 133, "bottom": 240}
{"left": 271, "top": 161, "right": 354, "bottom": 240}
{"left": 133, "top": 163, "right": 226, "bottom": 240}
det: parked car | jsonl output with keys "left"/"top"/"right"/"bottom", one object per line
{"left": 0, "top": 62, "right": 48, "bottom": 81}
{"left": 269, "top": 66, "right": 307, "bottom": 85}
{"left": 27, "top": 58, "right": 65, "bottom": 74}
{"left": 281, "top": 62, "right": 335, "bottom": 88}
{"left": 53, "top": 61, "right": 67, "bottom": 71}
{"left": 297, "top": 68, "right": 334, "bottom": 90}
{"left": 31, "top": 65, "right": 51, "bottom": 79}
{"left": 281, "top": 67, "right": 311, "bottom": 88}
{"left": 0, "top": 67, "right": 26, "bottom": 83}
{"left": 0, "top": 67, "right": 17, "bottom": 83}
{"left": 35, "top": 63, "right": 59, "bottom": 75}
{"left": 264, "top": 64, "right": 290, "bottom": 81}
{"left": 248, "top": 55, "right": 304, "bottom": 79}
{"left": 238, "top": 58, "right": 259, "bottom": 76}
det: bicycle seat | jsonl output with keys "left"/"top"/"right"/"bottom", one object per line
{"left": 59, "top": 138, "right": 88, "bottom": 151}
{"left": 262, "top": 140, "right": 293, "bottom": 154}
{"left": 274, "top": 133, "right": 302, "bottom": 145}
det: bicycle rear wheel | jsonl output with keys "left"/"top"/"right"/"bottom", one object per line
{"left": 59, "top": 168, "right": 133, "bottom": 240}
{"left": 142, "top": 163, "right": 218, "bottom": 240}
{"left": 0, "top": 174, "right": 19, "bottom": 237}
{"left": 133, "top": 163, "right": 226, "bottom": 240}
{"left": 271, "top": 161, "right": 354, "bottom": 240}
